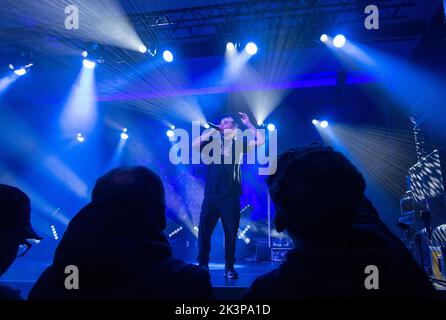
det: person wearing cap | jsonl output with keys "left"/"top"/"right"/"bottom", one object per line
{"left": 29, "top": 166, "right": 214, "bottom": 300}
{"left": 0, "top": 184, "right": 42, "bottom": 300}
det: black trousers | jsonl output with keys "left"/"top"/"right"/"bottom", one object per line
{"left": 197, "top": 194, "right": 241, "bottom": 269}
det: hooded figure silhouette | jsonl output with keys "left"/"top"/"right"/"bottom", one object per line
{"left": 29, "top": 166, "right": 214, "bottom": 300}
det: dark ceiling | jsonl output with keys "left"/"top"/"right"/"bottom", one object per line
{"left": 0, "top": 0, "right": 441, "bottom": 58}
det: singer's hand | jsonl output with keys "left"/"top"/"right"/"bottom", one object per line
{"left": 239, "top": 112, "right": 251, "bottom": 126}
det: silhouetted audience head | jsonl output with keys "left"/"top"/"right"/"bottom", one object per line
{"left": 244, "top": 143, "right": 436, "bottom": 300}
{"left": 0, "top": 184, "right": 42, "bottom": 276}
{"left": 267, "top": 142, "right": 366, "bottom": 247}
{"left": 29, "top": 166, "right": 214, "bottom": 300}
{"left": 91, "top": 166, "right": 166, "bottom": 234}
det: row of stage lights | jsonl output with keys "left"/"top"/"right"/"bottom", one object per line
{"left": 82, "top": 40, "right": 258, "bottom": 70}
{"left": 320, "top": 34, "right": 346, "bottom": 48}
{"left": 81, "top": 41, "right": 258, "bottom": 70}
{"left": 8, "top": 63, "right": 33, "bottom": 76}
{"left": 5, "top": 46, "right": 176, "bottom": 75}
{"left": 75, "top": 120, "right": 327, "bottom": 143}
{"left": 8, "top": 35, "right": 336, "bottom": 76}
{"left": 168, "top": 226, "right": 183, "bottom": 238}
{"left": 8, "top": 41, "right": 255, "bottom": 76}
{"left": 136, "top": 45, "right": 174, "bottom": 62}
{"left": 226, "top": 41, "right": 258, "bottom": 55}
{"left": 7, "top": 31, "right": 343, "bottom": 77}
{"left": 165, "top": 121, "right": 275, "bottom": 139}
{"left": 312, "top": 119, "right": 329, "bottom": 128}
{"left": 50, "top": 225, "right": 59, "bottom": 240}
{"left": 81, "top": 47, "right": 174, "bottom": 70}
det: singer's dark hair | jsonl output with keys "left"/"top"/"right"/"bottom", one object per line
{"left": 220, "top": 114, "right": 239, "bottom": 128}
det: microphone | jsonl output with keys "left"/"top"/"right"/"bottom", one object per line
{"left": 207, "top": 122, "right": 221, "bottom": 131}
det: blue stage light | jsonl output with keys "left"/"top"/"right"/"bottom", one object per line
{"left": 120, "top": 128, "right": 129, "bottom": 140}
{"left": 333, "top": 34, "right": 346, "bottom": 48}
{"left": 204, "top": 123, "right": 210, "bottom": 129}
{"left": 82, "top": 50, "right": 88, "bottom": 58}
{"left": 267, "top": 123, "right": 276, "bottom": 131}
{"left": 76, "top": 133, "right": 85, "bottom": 143}
{"left": 163, "top": 50, "right": 174, "bottom": 62}
{"left": 320, "top": 34, "right": 329, "bottom": 43}
{"left": 139, "top": 45, "right": 147, "bottom": 54}
{"left": 245, "top": 42, "right": 258, "bottom": 55}
{"left": 14, "top": 68, "right": 27, "bottom": 76}
{"left": 320, "top": 120, "right": 329, "bottom": 128}
{"left": 10, "top": 63, "right": 33, "bottom": 76}
{"left": 226, "top": 42, "right": 235, "bottom": 52}
{"left": 170, "top": 125, "right": 176, "bottom": 130}
{"left": 312, "top": 119, "right": 319, "bottom": 125}
{"left": 83, "top": 59, "right": 96, "bottom": 69}
{"left": 166, "top": 129, "right": 175, "bottom": 138}
{"left": 51, "top": 225, "right": 59, "bottom": 240}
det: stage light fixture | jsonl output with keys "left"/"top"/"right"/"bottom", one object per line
{"left": 82, "top": 50, "right": 88, "bottom": 58}
{"left": 333, "top": 34, "right": 346, "bottom": 48}
{"left": 166, "top": 129, "right": 174, "bottom": 138}
{"left": 14, "top": 68, "right": 27, "bottom": 76}
{"left": 245, "top": 42, "right": 258, "bottom": 55}
{"left": 139, "top": 45, "right": 147, "bottom": 54}
{"left": 51, "top": 225, "right": 59, "bottom": 240}
{"left": 170, "top": 125, "right": 176, "bottom": 130}
{"left": 320, "top": 34, "right": 329, "bottom": 43}
{"left": 148, "top": 48, "right": 157, "bottom": 57}
{"left": 163, "top": 50, "right": 174, "bottom": 62}
{"left": 204, "top": 123, "right": 210, "bottom": 129}
{"left": 267, "top": 123, "right": 276, "bottom": 131}
{"left": 257, "top": 120, "right": 263, "bottom": 126}
{"left": 320, "top": 120, "right": 329, "bottom": 128}
{"left": 226, "top": 42, "right": 235, "bottom": 52}
{"left": 120, "top": 128, "right": 129, "bottom": 140}
{"left": 83, "top": 59, "right": 96, "bottom": 69}
{"left": 76, "top": 133, "right": 85, "bottom": 143}
{"left": 10, "top": 63, "right": 33, "bottom": 76}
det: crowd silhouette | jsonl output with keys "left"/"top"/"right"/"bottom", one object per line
{"left": 0, "top": 143, "right": 438, "bottom": 300}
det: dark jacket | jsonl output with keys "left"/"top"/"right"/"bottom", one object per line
{"left": 28, "top": 203, "right": 214, "bottom": 300}
{"left": 0, "top": 284, "right": 22, "bottom": 300}
{"left": 243, "top": 199, "right": 438, "bottom": 300}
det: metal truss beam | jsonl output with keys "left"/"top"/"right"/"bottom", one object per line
{"left": 130, "top": 0, "right": 417, "bottom": 43}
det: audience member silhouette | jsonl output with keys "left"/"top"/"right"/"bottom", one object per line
{"left": 243, "top": 143, "right": 437, "bottom": 300}
{"left": 0, "top": 184, "right": 42, "bottom": 300}
{"left": 29, "top": 166, "right": 214, "bottom": 300}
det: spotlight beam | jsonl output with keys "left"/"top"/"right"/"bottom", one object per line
{"left": 1, "top": 0, "right": 146, "bottom": 52}
{"left": 320, "top": 124, "right": 417, "bottom": 197}
{"left": 60, "top": 65, "right": 98, "bottom": 135}
{"left": 0, "top": 74, "right": 19, "bottom": 96}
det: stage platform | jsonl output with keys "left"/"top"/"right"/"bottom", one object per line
{"left": 0, "top": 260, "right": 279, "bottom": 300}
{"left": 206, "top": 261, "right": 278, "bottom": 299}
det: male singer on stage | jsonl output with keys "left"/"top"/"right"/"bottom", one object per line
{"left": 192, "top": 112, "right": 265, "bottom": 279}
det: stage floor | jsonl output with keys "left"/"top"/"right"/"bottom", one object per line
{"left": 0, "top": 260, "right": 279, "bottom": 300}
